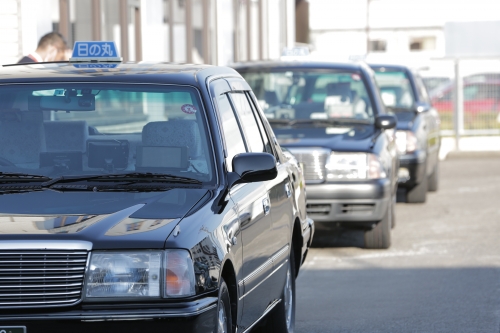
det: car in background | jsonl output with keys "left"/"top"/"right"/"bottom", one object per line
{"left": 234, "top": 61, "right": 398, "bottom": 249}
{"left": 370, "top": 64, "right": 441, "bottom": 203}
{"left": 0, "top": 47, "right": 313, "bottom": 333}
{"left": 422, "top": 76, "right": 451, "bottom": 93}
{"left": 430, "top": 80, "right": 500, "bottom": 114}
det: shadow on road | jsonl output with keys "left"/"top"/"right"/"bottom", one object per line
{"left": 311, "top": 224, "right": 365, "bottom": 248}
{"left": 294, "top": 266, "right": 500, "bottom": 333}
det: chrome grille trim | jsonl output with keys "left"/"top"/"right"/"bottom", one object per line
{"left": 0, "top": 250, "right": 89, "bottom": 308}
{"left": 287, "top": 147, "right": 331, "bottom": 183}
{"left": 0, "top": 240, "right": 92, "bottom": 250}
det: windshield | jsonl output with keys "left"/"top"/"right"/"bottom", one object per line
{"left": 373, "top": 70, "right": 416, "bottom": 110}
{"left": 0, "top": 83, "right": 214, "bottom": 184}
{"left": 240, "top": 70, "right": 374, "bottom": 122}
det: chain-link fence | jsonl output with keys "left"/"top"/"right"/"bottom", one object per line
{"left": 422, "top": 58, "right": 500, "bottom": 139}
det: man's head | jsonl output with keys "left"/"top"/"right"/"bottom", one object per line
{"left": 35, "top": 32, "right": 68, "bottom": 62}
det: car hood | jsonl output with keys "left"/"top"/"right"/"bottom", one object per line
{"left": 272, "top": 124, "right": 377, "bottom": 152}
{"left": 393, "top": 111, "right": 417, "bottom": 130}
{"left": 0, "top": 188, "right": 210, "bottom": 249}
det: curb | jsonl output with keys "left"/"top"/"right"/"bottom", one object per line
{"left": 445, "top": 151, "right": 500, "bottom": 159}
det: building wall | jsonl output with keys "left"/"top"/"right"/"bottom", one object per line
{"left": 308, "top": 0, "right": 500, "bottom": 63}
{"left": 0, "top": 0, "right": 295, "bottom": 66}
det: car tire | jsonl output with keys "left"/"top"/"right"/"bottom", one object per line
{"left": 406, "top": 167, "right": 428, "bottom": 203}
{"left": 391, "top": 193, "right": 396, "bottom": 229}
{"left": 264, "top": 246, "right": 296, "bottom": 333}
{"left": 364, "top": 200, "right": 391, "bottom": 249}
{"left": 216, "top": 278, "right": 232, "bottom": 333}
{"left": 428, "top": 162, "right": 439, "bottom": 192}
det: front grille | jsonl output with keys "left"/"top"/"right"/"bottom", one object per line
{"left": 287, "top": 148, "right": 330, "bottom": 183}
{"left": 0, "top": 250, "right": 88, "bottom": 308}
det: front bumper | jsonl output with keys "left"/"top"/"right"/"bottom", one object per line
{"left": 0, "top": 297, "right": 217, "bottom": 333}
{"left": 300, "top": 217, "right": 314, "bottom": 266}
{"left": 305, "top": 179, "right": 391, "bottom": 223}
{"left": 398, "top": 151, "right": 426, "bottom": 188}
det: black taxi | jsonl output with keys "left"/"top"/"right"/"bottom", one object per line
{"left": 233, "top": 60, "right": 398, "bottom": 249}
{"left": 370, "top": 64, "right": 441, "bottom": 203}
{"left": 0, "top": 42, "right": 313, "bottom": 333}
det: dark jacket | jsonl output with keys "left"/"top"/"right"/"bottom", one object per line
{"left": 17, "top": 55, "right": 37, "bottom": 64}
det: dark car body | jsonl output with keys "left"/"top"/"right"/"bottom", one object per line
{"left": 0, "top": 62, "right": 312, "bottom": 333}
{"left": 370, "top": 64, "right": 441, "bottom": 203}
{"left": 233, "top": 61, "right": 399, "bottom": 249}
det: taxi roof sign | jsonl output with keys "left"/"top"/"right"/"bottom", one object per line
{"left": 69, "top": 41, "right": 122, "bottom": 62}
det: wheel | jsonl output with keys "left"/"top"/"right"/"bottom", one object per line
{"left": 427, "top": 162, "right": 439, "bottom": 192}
{"left": 391, "top": 193, "right": 396, "bottom": 229}
{"left": 364, "top": 200, "right": 391, "bottom": 249}
{"left": 406, "top": 167, "right": 428, "bottom": 203}
{"left": 264, "top": 246, "right": 296, "bottom": 333}
{"left": 216, "top": 278, "right": 232, "bottom": 333}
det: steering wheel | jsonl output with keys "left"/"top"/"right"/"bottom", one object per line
{"left": 0, "top": 157, "right": 15, "bottom": 167}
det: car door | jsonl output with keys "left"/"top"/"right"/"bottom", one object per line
{"left": 415, "top": 74, "right": 440, "bottom": 174}
{"left": 227, "top": 89, "right": 285, "bottom": 329}
{"left": 246, "top": 91, "right": 294, "bottom": 278}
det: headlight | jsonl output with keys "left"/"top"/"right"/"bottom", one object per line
{"left": 86, "top": 250, "right": 195, "bottom": 299}
{"left": 395, "top": 131, "right": 417, "bottom": 154}
{"left": 325, "top": 152, "right": 387, "bottom": 180}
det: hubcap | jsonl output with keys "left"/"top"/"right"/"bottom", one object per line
{"left": 284, "top": 265, "right": 293, "bottom": 330}
{"left": 217, "top": 300, "right": 228, "bottom": 333}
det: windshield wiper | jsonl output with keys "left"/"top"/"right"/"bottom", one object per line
{"left": 42, "top": 172, "right": 202, "bottom": 187}
{"left": 269, "top": 118, "right": 372, "bottom": 126}
{"left": 386, "top": 106, "right": 413, "bottom": 113}
{"left": 0, "top": 172, "right": 50, "bottom": 183}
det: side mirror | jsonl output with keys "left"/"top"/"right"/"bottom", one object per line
{"left": 228, "top": 153, "right": 278, "bottom": 188}
{"left": 375, "top": 114, "right": 397, "bottom": 130}
{"left": 415, "top": 102, "right": 431, "bottom": 113}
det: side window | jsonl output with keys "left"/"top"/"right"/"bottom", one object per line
{"left": 246, "top": 92, "right": 274, "bottom": 156}
{"left": 249, "top": 91, "right": 282, "bottom": 163}
{"left": 217, "top": 94, "right": 247, "bottom": 171}
{"left": 230, "top": 93, "right": 266, "bottom": 153}
{"left": 415, "top": 76, "right": 430, "bottom": 104}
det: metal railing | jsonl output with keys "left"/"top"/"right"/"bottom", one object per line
{"left": 424, "top": 58, "right": 500, "bottom": 143}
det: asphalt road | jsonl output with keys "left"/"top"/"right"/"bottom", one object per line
{"left": 295, "top": 156, "right": 500, "bottom": 333}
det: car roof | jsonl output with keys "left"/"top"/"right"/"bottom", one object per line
{"left": 368, "top": 63, "right": 412, "bottom": 72}
{"left": 232, "top": 60, "right": 368, "bottom": 72}
{"left": 0, "top": 62, "right": 240, "bottom": 86}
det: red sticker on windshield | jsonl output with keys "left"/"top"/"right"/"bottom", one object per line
{"left": 181, "top": 104, "right": 197, "bottom": 114}
{"left": 351, "top": 74, "right": 361, "bottom": 81}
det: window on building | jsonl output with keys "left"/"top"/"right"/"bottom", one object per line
{"left": 369, "top": 40, "right": 387, "bottom": 52}
{"left": 409, "top": 37, "right": 436, "bottom": 51}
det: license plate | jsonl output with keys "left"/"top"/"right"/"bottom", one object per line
{"left": 0, "top": 327, "right": 26, "bottom": 333}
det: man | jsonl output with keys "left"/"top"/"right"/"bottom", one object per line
{"left": 18, "top": 32, "right": 68, "bottom": 64}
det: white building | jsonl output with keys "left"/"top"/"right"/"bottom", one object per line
{"left": 0, "top": 0, "right": 296, "bottom": 66}
{"left": 308, "top": 0, "right": 500, "bottom": 71}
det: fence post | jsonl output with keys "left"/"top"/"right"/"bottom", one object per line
{"left": 454, "top": 59, "right": 464, "bottom": 150}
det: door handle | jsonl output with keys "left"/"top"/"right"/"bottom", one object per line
{"left": 262, "top": 196, "right": 270, "bottom": 216}
{"left": 285, "top": 183, "right": 292, "bottom": 198}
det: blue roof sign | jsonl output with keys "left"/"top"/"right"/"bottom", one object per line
{"left": 70, "top": 41, "right": 122, "bottom": 62}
